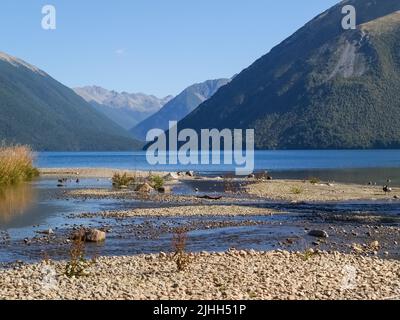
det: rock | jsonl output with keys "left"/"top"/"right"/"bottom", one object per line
{"left": 37, "top": 229, "right": 54, "bottom": 235}
{"left": 352, "top": 243, "right": 364, "bottom": 253}
{"left": 186, "top": 171, "right": 195, "bottom": 177}
{"left": 85, "top": 229, "right": 106, "bottom": 242}
{"left": 247, "top": 174, "right": 255, "bottom": 179}
{"left": 165, "top": 172, "right": 179, "bottom": 180}
{"left": 135, "top": 183, "right": 154, "bottom": 194}
{"left": 308, "top": 230, "right": 329, "bottom": 238}
{"left": 370, "top": 240, "right": 380, "bottom": 250}
{"left": 157, "top": 186, "right": 171, "bottom": 194}
{"left": 71, "top": 228, "right": 106, "bottom": 242}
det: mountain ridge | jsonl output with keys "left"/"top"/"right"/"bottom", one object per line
{"left": 74, "top": 86, "right": 173, "bottom": 130}
{"left": 131, "top": 78, "right": 230, "bottom": 140}
{"left": 0, "top": 52, "right": 142, "bottom": 151}
{"left": 176, "top": 0, "right": 400, "bottom": 149}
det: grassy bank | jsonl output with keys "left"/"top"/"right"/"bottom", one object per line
{"left": 0, "top": 145, "right": 39, "bottom": 187}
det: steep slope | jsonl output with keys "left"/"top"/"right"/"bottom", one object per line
{"left": 74, "top": 86, "right": 173, "bottom": 129}
{"left": 0, "top": 52, "right": 142, "bottom": 151}
{"left": 131, "top": 78, "right": 230, "bottom": 140}
{"left": 177, "top": 0, "right": 400, "bottom": 149}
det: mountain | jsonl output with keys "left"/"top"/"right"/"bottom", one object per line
{"left": 177, "top": 0, "right": 400, "bottom": 149}
{"left": 0, "top": 52, "right": 142, "bottom": 151}
{"left": 131, "top": 78, "right": 230, "bottom": 140}
{"left": 74, "top": 86, "right": 173, "bottom": 130}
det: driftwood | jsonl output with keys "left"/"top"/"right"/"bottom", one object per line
{"left": 196, "top": 195, "right": 223, "bottom": 200}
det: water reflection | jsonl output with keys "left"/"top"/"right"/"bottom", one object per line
{"left": 0, "top": 183, "right": 37, "bottom": 225}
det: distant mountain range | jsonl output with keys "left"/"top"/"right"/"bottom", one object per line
{"left": 131, "top": 78, "right": 230, "bottom": 140}
{"left": 177, "top": 0, "right": 400, "bottom": 149}
{"left": 0, "top": 52, "right": 142, "bottom": 151}
{"left": 74, "top": 86, "right": 173, "bottom": 130}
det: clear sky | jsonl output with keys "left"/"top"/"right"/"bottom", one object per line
{"left": 0, "top": 0, "right": 338, "bottom": 97}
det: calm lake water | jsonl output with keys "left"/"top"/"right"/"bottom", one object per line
{"left": 36, "top": 150, "right": 400, "bottom": 172}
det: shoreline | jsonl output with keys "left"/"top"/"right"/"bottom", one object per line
{"left": 39, "top": 168, "right": 169, "bottom": 179}
{"left": 40, "top": 167, "right": 399, "bottom": 203}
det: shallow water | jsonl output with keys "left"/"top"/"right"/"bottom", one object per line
{"left": 0, "top": 176, "right": 399, "bottom": 263}
{"left": 3, "top": 149, "right": 400, "bottom": 263}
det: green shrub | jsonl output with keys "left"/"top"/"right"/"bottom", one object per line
{"left": 291, "top": 186, "right": 303, "bottom": 194}
{"left": 149, "top": 175, "right": 165, "bottom": 190}
{"left": 112, "top": 173, "right": 135, "bottom": 188}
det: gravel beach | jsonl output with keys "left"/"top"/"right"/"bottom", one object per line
{"left": 77, "top": 205, "right": 279, "bottom": 218}
{"left": 1, "top": 250, "right": 399, "bottom": 300}
{"left": 246, "top": 180, "right": 399, "bottom": 202}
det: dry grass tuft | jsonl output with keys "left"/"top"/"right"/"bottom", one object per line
{"left": 0, "top": 144, "right": 39, "bottom": 187}
{"left": 172, "top": 228, "right": 192, "bottom": 272}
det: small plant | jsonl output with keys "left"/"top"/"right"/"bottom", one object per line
{"left": 301, "top": 249, "right": 317, "bottom": 261}
{"left": 65, "top": 238, "right": 93, "bottom": 277}
{"left": 291, "top": 186, "right": 303, "bottom": 194}
{"left": 171, "top": 228, "right": 191, "bottom": 272}
{"left": 223, "top": 173, "right": 238, "bottom": 193}
{"left": 149, "top": 174, "right": 165, "bottom": 190}
{"left": 112, "top": 172, "right": 135, "bottom": 188}
{"left": 309, "top": 177, "right": 320, "bottom": 185}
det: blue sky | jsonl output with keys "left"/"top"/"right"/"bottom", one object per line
{"left": 0, "top": 0, "right": 338, "bottom": 96}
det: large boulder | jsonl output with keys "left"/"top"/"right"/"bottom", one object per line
{"left": 84, "top": 229, "right": 106, "bottom": 242}
{"left": 71, "top": 228, "right": 106, "bottom": 242}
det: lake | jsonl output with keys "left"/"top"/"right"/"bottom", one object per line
{"left": 36, "top": 150, "right": 400, "bottom": 171}
{"left": 35, "top": 150, "right": 400, "bottom": 185}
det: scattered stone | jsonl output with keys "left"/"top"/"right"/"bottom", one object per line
{"left": 37, "top": 229, "right": 54, "bottom": 235}
{"left": 165, "top": 172, "right": 179, "bottom": 180}
{"left": 308, "top": 230, "right": 329, "bottom": 238}
{"left": 352, "top": 243, "right": 364, "bottom": 253}
{"left": 1, "top": 251, "right": 399, "bottom": 300}
{"left": 370, "top": 241, "right": 380, "bottom": 250}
